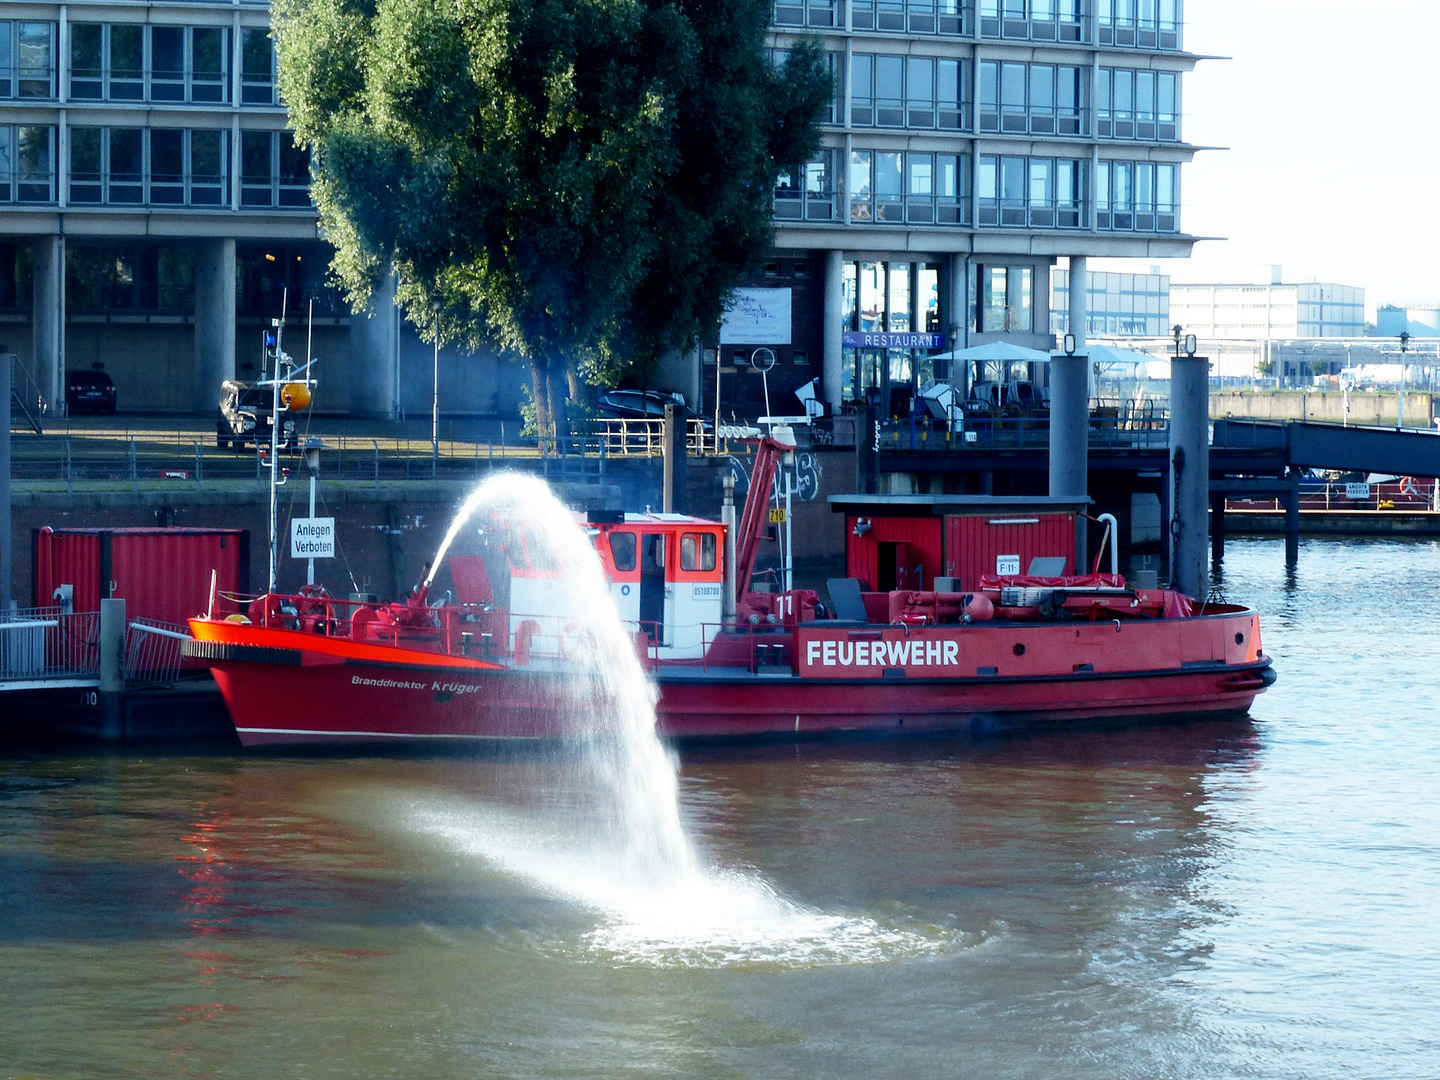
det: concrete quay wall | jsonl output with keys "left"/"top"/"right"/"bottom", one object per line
{"left": 1211, "top": 390, "right": 1436, "bottom": 428}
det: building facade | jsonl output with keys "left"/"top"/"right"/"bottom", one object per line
{"left": 2, "top": 0, "right": 1202, "bottom": 421}
{"left": 1050, "top": 267, "right": 1168, "bottom": 337}
{"left": 712, "top": 0, "right": 1201, "bottom": 420}
{"left": 1169, "top": 268, "right": 1365, "bottom": 342}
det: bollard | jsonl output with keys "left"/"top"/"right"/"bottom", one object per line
{"left": 98, "top": 597, "right": 126, "bottom": 741}
{"left": 1169, "top": 355, "right": 1211, "bottom": 598}
{"left": 1049, "top": 351, "right": 1089, "bottom": 569}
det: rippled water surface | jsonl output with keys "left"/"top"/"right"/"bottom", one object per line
{"left": 2, "top": 537, "right": 1438, "bottom": 1079}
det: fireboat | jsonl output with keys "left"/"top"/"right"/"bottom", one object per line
{"left": 185, "top": 431, "right": 1273, "bottom": 746}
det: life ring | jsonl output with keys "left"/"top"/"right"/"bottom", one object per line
{"left": 560, "top": 622, "right": 599, "bottom": 663}
{"left": 1399, "top": 476, "right": 1418, "bottom": 497}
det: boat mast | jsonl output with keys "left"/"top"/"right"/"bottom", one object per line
{"left": 267, "top": 290, "right": 288, "bottom": 592}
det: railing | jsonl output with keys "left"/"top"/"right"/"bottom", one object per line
{"left": 6, "top": 424, "right": 740, "bottom": 488}
{"left": 124, "top": 618, "right": 199, "bottom": 684}
{"left": 589, "top": 419, "right": 720, "bottom": 457}
{"left": 0, "top": 607, "right": 100, "bottom": 681}
{"left": 639, "top": 621, "right": 794, "bottom": 674}
{"left": 879, "top": 411, "right": 1170, "bottom": 452}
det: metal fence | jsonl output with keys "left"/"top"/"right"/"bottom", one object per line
{"left": 880, "top": 412, "right": 1171, "bottom": 452}
{"left": 0, "top": 607, "right": 100, "bottom": 681}
{"left": 123, "top": 618, "right": 199, "bottom": 684}
{"left": 6, "top": 432, "right": 618, "bottom": 487}
{"left": 590, "top": 418, "right": 719, "bottom": 456}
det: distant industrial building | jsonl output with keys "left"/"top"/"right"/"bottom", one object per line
{"left": 1050, "top": 268, "right": 1169, "bottom": 338}
{"left": 1376, "top": 306, "right": 1440, "bottom": 338}
{"left": 1169, "top": 266, "right": 1365, "bottom": 341}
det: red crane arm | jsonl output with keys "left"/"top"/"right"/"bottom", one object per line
{"left": 734, "top": 437, "right": 786, "bottom": 599}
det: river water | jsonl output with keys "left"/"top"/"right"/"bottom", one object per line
{"left": 2, "top": 537, "right": 1438, "bottom": 1079}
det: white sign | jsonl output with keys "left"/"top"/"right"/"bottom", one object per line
{"left": 996, "top": 554, "right": 1021, "bottom": 575}
{"left": 720, "top": 288, "right": 792, "bottom": 345}
{"left": 1345, "top": 482, "right": 1371, "bottom": 500}
{"left": 291, "top": 517, "right": 335, "bottom": 559}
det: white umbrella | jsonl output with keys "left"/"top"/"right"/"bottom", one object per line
{"left": 929, "top": 341, "right": 1054, "bottom": 364}
{"left": 1077, "top": 343, "right": 1164, "bottom": 365}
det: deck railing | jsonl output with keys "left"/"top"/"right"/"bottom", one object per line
{"left": 0, "top": 607, "right": 100, "bottom": 680}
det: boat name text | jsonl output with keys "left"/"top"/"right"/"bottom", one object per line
{"left": 805, "top": 638, "right": 960, "bottom": 668}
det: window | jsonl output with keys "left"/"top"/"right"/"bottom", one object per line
{"left": 850, "top": 0, "right": 966, "bottom": 34}
{"left": 242, "top": 28, "right": 275, "bottom": 105}
{"left": 64, "top": 245, "right": 194, "bottom": 313}
{"left": 109, "top": 25, "right": 143, "bottom": 100}
{"left": 0, "top": 22, "right": 56, "bottom": 99}
{"left": 609, "top": 531, "right": 636, "bottom": 572}
{"left": 854, "top": 54, "right": 968, "bottom": 129}
{"left": 980, "top": 60, "right": 1084, "bottom": 134}
{"left": 0, "top": 126, "right": 54, "bottom": 202}
{"left": 850, "top": 150, "right": 968, "bottom": 225}
{"left": 907, "top": 57, "right": 935, "bottom": 127}
{"left": 1099, "top": 68, "right": 1178, "bottom": 140}
{"left": 680, "top": 533, "right": 716, "bottom": 572}
{"left": 1100, "top": 0, "right": 1181, "bottom": 48}
{"left": 976, "top": 265, "right": 1033, "bottom": 332}
{"left": 875, "top": 56, "right": 903, "bottom": 126}
{"left": 68, "top": 128, "right": 229, "bottom": 207}
{"left": 773, "top": 0, "right": 837, "bottom": 28}
{"left": 1097, "top": 160, "right": 1177, "bottom": 231}
{"left": 979, "top": 0, "right": 1084, "bottom": 41}
{"left": 774, "top": 48, "right": 840, "bottom": 123}
{"left": 151, "top": 27, "right": 184, "bottom": 101}
{"left": 978, "top": 154, "right": 1085, "bottom": 228}
{"left": 774, "top": 150, "right": 835, "bottom": 221}
{"left": 242, "top": 131, "right": 312, "bottom": 208}
{"left": 70, "top": 25, "right": 229, "bottom": 104}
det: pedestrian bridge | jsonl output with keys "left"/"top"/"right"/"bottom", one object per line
{"left": 1212, "top": 419, "right": 1440, "bottom": 478}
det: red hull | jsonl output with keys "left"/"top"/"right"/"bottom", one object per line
{"left": 190, "top": 616, "right": 1272, "bottom": 747}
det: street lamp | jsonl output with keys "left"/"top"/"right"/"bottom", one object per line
{"left": 1398, "top": 330, "right": 1410, "bottom": 430}
{"left": 432, "top": 302, "right": 442, "bottom": 478}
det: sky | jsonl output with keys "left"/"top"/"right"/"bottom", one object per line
{"left": 1094, "top": 0, "right": 1440, "bottom": 318}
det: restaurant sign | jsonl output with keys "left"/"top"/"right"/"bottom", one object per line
{"left": 841, "top": 332, "right": 946, "bottom": 350}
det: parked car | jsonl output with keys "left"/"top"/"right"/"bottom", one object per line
{"left": 217, "top": 380, "right": 296, "bottom": 451}
{"left": 65, "top": 370, "right": 116, "bottom": 414}
{"left": 595, "top": 389, "right": 687, "bottom": 420}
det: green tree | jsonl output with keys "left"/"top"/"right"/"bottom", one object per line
{"left": 274, "top": 0, "right": 831, "bottom": 437}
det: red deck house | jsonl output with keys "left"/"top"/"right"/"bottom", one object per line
{"left": 829, "top": 495, "right": 1092, "bottom": 593}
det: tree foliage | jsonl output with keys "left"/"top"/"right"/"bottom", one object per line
{"left": 274, "top": 0, "right": 831, "bottom": 434}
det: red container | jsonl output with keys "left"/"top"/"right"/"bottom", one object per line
{"left": 943, "top": 512, "right": 1075, "bottom": 589}
{"left": 844, "top": 516, "right": 944, "bottom": 592}
{"left": 33, "top": 527, "right": 250, "bottom": 625}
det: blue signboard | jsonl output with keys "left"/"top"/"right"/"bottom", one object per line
{"left": 841, "top": 332, "right": 946, "bottom": 349}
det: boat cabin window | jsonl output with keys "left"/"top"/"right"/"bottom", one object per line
{"left": 609, "top": 530, "right": 636, "bottom": 572}
{"left": 642, "top": 533, "right": 666, "bottom": 570}
{"left": 680, "top": 532, "right": 716, "bottom": 572}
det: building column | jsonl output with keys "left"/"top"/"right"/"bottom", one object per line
{"left": 947, "top": 252, "right": 968, "bottom": 395}
{"left": 1067, "top": 254, "right": 1087, "bottom": 350}
{"left": 32, "top": 235, "right": 63, "bottom": 414}
{"left": 822, "top": 249, "right": 844, "bottom": 411}
{"left": 194, "top": 238, "right": 236, "bottom": 414}
{"left": 349, "top": 272, "right": 399, "bottom": 419}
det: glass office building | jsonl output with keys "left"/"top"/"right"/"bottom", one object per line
{"left": 741, "top": 0, "right": 1201, "bottom": 419}
{"left": 1, "top": 0, "right": 1203, "bottom": 418}
{"left": 1051, "top": 268, "right": 1169, "bottom": 337}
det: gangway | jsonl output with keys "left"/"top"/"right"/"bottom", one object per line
{"left": 1212, "top": 418, "right": 1440, "bottom": 477}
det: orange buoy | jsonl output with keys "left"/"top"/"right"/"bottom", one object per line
{"left": 282, "top": 382, "right": 312, "bottom": 410}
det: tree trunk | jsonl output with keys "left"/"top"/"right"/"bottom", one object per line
{"left": 547, "top": 364, "right": 570, "bottom": 442}
{"left": 530, "top": 363, "right": 552, "bottom": 444}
